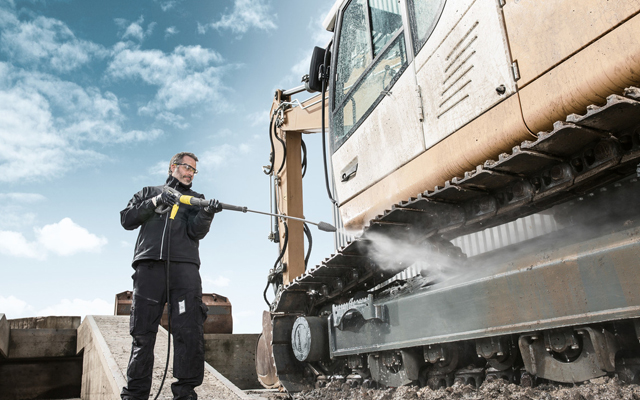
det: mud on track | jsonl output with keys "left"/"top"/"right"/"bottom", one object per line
{"left": 285, "top": 377, "right": 640, "bottom": 400}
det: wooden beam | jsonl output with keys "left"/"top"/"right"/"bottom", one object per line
{"left": 0, "top": 314, "right": 8, "bottom": 358}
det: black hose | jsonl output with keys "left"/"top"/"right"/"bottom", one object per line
{"left": 264, "top": 221, "right": 288, "bottom": 307}
{"left": 320, "top": 46, "right": 337, "bottom": 205}
{"left": 301, "top": 138, "right": 308, "bottom": 178}
{"left": 303, "top": 222, "right": 312, "bottom": 269}
{"left": 153, "top": 216, "right": 173, "bottom": 400}
{"left": 264, "top": 114, "right": 276, "bottom": 176}
{"left": 274, "top": 112, "right": 287, "bottom": 175}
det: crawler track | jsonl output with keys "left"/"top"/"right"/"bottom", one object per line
{"left": 271, "top": 88, "right": 640, "bottom": 392}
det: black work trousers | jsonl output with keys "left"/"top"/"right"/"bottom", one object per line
{"left": 121, "top": 260, "right": 207, "bottom": 400}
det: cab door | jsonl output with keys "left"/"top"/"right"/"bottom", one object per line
{"left": 330, "top": 0, "right": 425, "bottom": 205}
{"left": 412, "top": 0, "right": 517, "bottom": 149}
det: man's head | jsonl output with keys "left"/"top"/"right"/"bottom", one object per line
{"left": 169, "top": 152, "right": 198, "bottom": 185}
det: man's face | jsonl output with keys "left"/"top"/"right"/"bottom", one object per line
{"left": 171, "top": 155, "right": 197, "bottom": 185}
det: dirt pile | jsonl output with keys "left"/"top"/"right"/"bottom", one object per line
{"left": 290, "top": 377, "right": 640, "bottom": 400}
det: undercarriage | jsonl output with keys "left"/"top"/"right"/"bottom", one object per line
{"left": 260, "top": 88, "right": 640, "bottom": 392}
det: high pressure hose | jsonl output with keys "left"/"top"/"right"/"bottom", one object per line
{"left": 152, "top": 206, "right": 176, "bottom": 400}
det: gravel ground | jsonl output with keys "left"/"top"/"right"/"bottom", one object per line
{"left": 285, "top": 377, "right": 640, "bottom": 400}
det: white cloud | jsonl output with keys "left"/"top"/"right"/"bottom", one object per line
{"left": 36, "top": 218, "right": 107, "bottom": 256}
{"left": 149, "top": 160, "right": 169, "bottom": 176}
{"left": 1, "top": 210, "right": 37, "bottom": 230}
{"left": 202, "top": 0, "right": 277, "bottom": 35}
{"left": 107, "top": 45, "right": 230, "bottom": 118}
{"left": 37, "top": 298, "right": 112, "bottom": 317}
{"left": 198, "top": 143, "right": 252, "bottom": 171}
{"left": 115, "top": 16, "right": 156, "bottom": 42}
{"left": 204, "top": 275, "right": 230, "bottom": 287}
{"left": 155, "top": 0, "right": 181, "bottom": 12}
{"left": 156, "top": 111, "right": 189, "bottom": 129}
{"left": 247, "top": 110, "right": 269, "bottom": 127}
{"left": 0, "top": 8, "right": 106, "bottom": 72}
{"left": 0, "top": 193, "right": 46, "bottom": 202}
{"left": 165, "top": 26, "right": 179, "bottom": 38}
{"left": 0, "top": 218, "right": 107, "bottom": 259}
{"left": 0, "top": 295, "right": 34, "bottom": 318}
{"left": 0, "top": 230, "right": 42, "bottom": 259}
{"left": 0, "top": 63, "right": 162, "bottom": 182}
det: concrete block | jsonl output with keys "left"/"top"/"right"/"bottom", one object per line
{"left": 0, "top": 358, "right": 82, "bottom": 400}
{"left": 9, "top": 316, "right": 80, "bottom": 329}
{"left": 8, "top": 329, "right": 77, "bottom": 359}
{"left": 204, "top": 334, "right": 261, "bottom": 390}
{"left": 77, "top": 316, "right": 126, "bottom": 400}
{"left": 0, "top": 314, "right": 8, "bottom": 358}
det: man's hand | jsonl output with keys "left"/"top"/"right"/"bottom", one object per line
{"left": 153, "top": 189, "right": 179, "bottom": 207}
{"left": 204, "top": 199, "right": 223, "bottom": 214}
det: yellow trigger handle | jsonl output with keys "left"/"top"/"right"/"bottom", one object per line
{"left": 170, "top": 204, "right": 179, "bottom": 220}
{"left": 170, "top": 196, "right": 197, "bottom": 219}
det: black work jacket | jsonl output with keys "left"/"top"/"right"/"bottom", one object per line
{"left": 120, "top": 176, "right": 214, "bottom": 267}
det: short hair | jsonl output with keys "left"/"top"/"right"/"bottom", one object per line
{"left": 169, "top": 152, "right": 198, "bottom": 175}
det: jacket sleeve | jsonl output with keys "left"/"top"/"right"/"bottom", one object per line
{"left": 120, "top": 188, "right": 157, "bottom": 231}
{"left": 187, "top": 195, "right": 215, "bottom": 240}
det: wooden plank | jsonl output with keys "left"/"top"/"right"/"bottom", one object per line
{"left": 0, "top": 314, "right": 9, "bottom": 358}
{"left": 8, "top": 329, "right": 77, "bottom": 359}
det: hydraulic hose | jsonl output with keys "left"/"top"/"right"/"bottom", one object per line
{"left": 263, "top": 114, "right": 276, "bottom": 175}
{"left": 320, "top": 45, "right": 337, "bottom": 205}
{"left": 301, "top": 138, "right": 308, "bottom": 178}
{"left": 303, "top": 222, "right": 312, "bottom": 269}
{"left": 264, "top": 221, "right": 288, "bottom": 307}
{"left": 274, "top": 113, "right": 287, "bottom": 175}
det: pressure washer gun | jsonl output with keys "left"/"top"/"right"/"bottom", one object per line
{"left": 158, "top": 186, "right": 336, "bottom": 232}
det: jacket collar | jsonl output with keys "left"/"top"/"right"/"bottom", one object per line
{"left": 165, "top": 175, "right": 192, "bottom": 192}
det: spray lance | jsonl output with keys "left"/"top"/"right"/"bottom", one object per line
{"left": 160, "top": 187, "right": 337, "bottom": 232}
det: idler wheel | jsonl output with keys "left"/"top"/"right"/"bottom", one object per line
{"left": 291, "top": 316, "right": 328, "bottom": 362}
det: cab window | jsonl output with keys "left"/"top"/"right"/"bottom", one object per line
{"left": 332, "top": 0, "right": 408, "bottom": 152}
{"left": 408, "top": 0, "right": 445, "bottom": 54}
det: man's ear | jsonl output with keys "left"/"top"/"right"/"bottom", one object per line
{"left": 170, "top": 164, "right": 176, "bottom": 174}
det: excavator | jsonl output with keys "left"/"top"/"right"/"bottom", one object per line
{"left": 255, "top": 0, "right": 640, "bottom": 392}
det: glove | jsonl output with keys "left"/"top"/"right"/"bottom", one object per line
{"left": 153, "top": 189, "right": 179, "bottom": 207}
{"left": 204, "top": 198, "right": 223, "bottom": 214}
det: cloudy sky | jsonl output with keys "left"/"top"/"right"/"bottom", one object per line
{"left": 0, "top": 0, "right": 335, "bottom": 333}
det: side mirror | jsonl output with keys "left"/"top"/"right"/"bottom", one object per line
{"left": 306, "top": 46, "right": 331, "bottom": 93}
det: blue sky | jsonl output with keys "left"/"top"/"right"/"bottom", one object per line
{"left": 0, "top": 0, "right": 335, "bottom": 333}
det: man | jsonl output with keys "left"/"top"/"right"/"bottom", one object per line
{"left": 120, "top": 152, "right": 221, "bottom": 400}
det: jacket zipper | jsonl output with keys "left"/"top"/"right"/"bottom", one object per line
{"left": 159, "top": 180, "right": 179, "bottom": 260}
